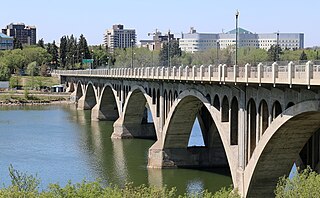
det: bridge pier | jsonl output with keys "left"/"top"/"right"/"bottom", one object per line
{"left": 148, "top": 141, "right": 229, "bottom": 169}
{"left": 111, "top": 116, "right": 156, "bottom": 139}
{"left": 77, "top": 96, "right": 87, "bottom": 110}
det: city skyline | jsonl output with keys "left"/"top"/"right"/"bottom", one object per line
{"left": 1, "top": 0, "right": 319, "bottom": 47}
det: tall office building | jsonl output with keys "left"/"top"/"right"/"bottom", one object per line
{"left": 179, "top": 27, "right": 304, "bottom": 53}
{"left": 2, "top": 23, "right": 36, "bottom": 45}
{"left": 104, "top": 24, "right": 136, "bottom": 53}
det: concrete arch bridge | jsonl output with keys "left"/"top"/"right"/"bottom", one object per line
{"left": 53, "top": 61, "right": 320, "bottom": 197}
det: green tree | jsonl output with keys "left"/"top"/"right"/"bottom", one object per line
{"left": 47, "top": 41, "right": 59, "bottom": 69}
{"left": 67, "top": 35, "right": 77, "bottom": 68}
{"left": 13, "top": 38, "right": 23, "bottom": 50}
{"left": 78, "top": 34, "right": 91, "bottom": 64}
{"left": 268, "top": 44, "right": 283, "bottom": 62}
{"left": 37, "top": 39, "right": 45, "bottom": 48}
{"left": 26, "top": 61, "right": 38, "bottom": 76}
{"left": 59, "top": 36, "right": 68, "bottom": 68}
{"left": 300, "top": 50, "right": 308, "bottom": 60}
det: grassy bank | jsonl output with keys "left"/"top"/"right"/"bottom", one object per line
{"left": 10, "top": 76, "right": 60, "bottom": 90}
{"left": 0, "top": 90, "right": 69, "bottom": 105}
{"left": 0, "top": 76, "right": 69, "bottom": 105}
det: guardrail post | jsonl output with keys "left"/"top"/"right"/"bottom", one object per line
{"left": 218, "top": 64, "right": 222, "bottom": 84}
{"left": 257, "top": 63, "right": 263, "bottom": 86}
{"left": 222, "top": 64, "right": 227, "bottom": 84}
{"left": 192, "top": 65, "right": 197, "bottom": 82}
{"left": 272, "top": 62, "right": 278, "bottom": 87}
{"left": 185, "top": 66, "right": 189, "bottom": 81}
{"left": 161, "top": 67, "right": 165, "bottom": 80}
{"left": 200, "top": 65, "right": 204, "bottom": 82}
{"left": 306, "top": 61, "right": 313, "bottom": 89}
{"left": 156, "top": 67, "right": 160, "bottom": 80}
{"left": 179, "top": 66, "right": 183, "bottom": 81}
{"left": 208, "top": 65, "right": 212, "bottom": 82}
{"left": 245, "top": 63, "right": 251, "bottom": 85}
{"left": 151, "top": 67, "right": 155, "bottom": 80}
{"left": 172, "top": 66, "right": 176, "bottom": 81}
{"left": 288, "top": 61, "right": 294, "bottom": 88}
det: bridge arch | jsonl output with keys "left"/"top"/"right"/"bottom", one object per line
{"left": 95, "top": 83, "right": 120, "bottom": 121}
{"left": 161, "top": 89, "right": 237, "bottom": 185}
{"left": 120, "top": 85, "right": 158, "bottom": 139}
{"left": 244, "top": 100, "right": 320, "bottom": 197}
{"left": 83, "top": 82, "right": 97, "bottom": 110}
{"left": 75, "top": 81, "right": 83, "bottom": 102}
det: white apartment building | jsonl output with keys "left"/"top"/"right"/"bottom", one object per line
{"left": 104, "top": 24, "right": 136, "bottom": 52}
{"left": 179, "top": 27, "right": 304, "bottom": 53}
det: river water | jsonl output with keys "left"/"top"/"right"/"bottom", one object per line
{"left": 0, "top": 105, "right": 231, "bottom": 195}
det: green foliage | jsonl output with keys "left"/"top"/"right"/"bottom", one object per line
{"left": 9, "top": 76, "right": 21, "bottom": 88}
{"left": 268, "top": 45, "right": 283, "bottom": 62}
{"left": 37, "top": 39, "right": 45, "bottom": 48}
{"left": 159, "top": 41, "right": 182, "bottom": 66}
{"left": 8, "top": 164, "right": 40, "bottom": 193}
{"left": 13, "top": 38, "right": 23, "bottom": 50}
{"left": 300, "top": 50, "right": 308, "bottom": 60}
{"left": 0, "top": 166, "right": 240, "bottom": 198}
{"left": 275, "top": 167, "right": 320, "bottom": 197}
{"left": 26, "top": 61, "right": 39, "bottom": 76}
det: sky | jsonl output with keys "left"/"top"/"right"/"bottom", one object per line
{"left": 1, "top": 0, "right": 319, "bottom": 47}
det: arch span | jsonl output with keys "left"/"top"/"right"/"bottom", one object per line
{"left": 244, "top": 100, "right": 320, "bottom": 197}
{"left": 92, "top": 83, "right": 120, "bottom": 121}
{"left": 148, "top": 89, "right": 238, "bottom": 187}
{"left": 112, "top": 85, "right": 157, "bottom": 139}
{"left": 83, "top": 82, "right": 97, "bottom": 110}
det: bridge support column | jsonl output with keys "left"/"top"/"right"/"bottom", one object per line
{"left": 111, "top": 117, "right": 133, "bottom": 139}
{"left": 91, "top": 104, "right": 103, "bottom": 121}
{"left": 111, "top": 116, "right": 156, "bottom": 139}
{"left": 148, "top": 142, "right": 229, "bottom": 168}
{"left": 70, "top": 90, "right": 77, "bottom": 103}
{"left": 77, "top": 96, "right": 86, "bottom": 110}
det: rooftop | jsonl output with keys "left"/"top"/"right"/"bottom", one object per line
{"left": 0, "top": 33, "right": 13, "bottom": 39}
{"left": 226, "top": 28, "right": 253, "bottom": 34}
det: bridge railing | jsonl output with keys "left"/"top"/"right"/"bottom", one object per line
{"left": 52, "top": 61, "right": 320, "bottom": 87}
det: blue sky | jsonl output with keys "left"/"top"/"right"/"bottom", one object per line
{"left": 1, "top": 0, "right": 319, "bottom": 47}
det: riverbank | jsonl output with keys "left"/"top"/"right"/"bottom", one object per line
{"left": 0, "top": 90, "right": 71, "bottom": 106}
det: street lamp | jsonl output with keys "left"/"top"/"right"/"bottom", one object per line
{"left": 216, "top": 41, "right": 220, "bottom": 64}
{"left": 131, "top": 39, "right": 134, "bottom": 68}
{"left": 167, "top": 30, "right": 170, "bottom": 67}
{"left": 276, "top": 32, "right": 280, "bottom": 61}
{"left": 72, "top": 54, "right": 75, "bottom": 69}
{"left": 235, "top": 10, "right": 239, "bottom": 66}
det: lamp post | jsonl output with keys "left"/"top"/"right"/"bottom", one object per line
{"left": 276, "top": 32, "right": 280, "bottom": 61}
{"left": 72, "top": 54, "right": 75, "bottom": 69}
{"left": 167, "top": 30, "right": 170, "bottom": 67}
{"left": 216, "top": 41, "right": 220, "bottom": 64}
{"left": 235, "top": 10, "right": 239, "bottom": 66}
{"left": 131, "top": 39, "right": 134, "bottom": 69}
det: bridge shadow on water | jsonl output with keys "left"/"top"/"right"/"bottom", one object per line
{"left": 69, "top": 105, "right": 232, "bottom": 195}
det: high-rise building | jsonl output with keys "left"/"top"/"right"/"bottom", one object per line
{"left": 2, "top": 23, "right": 37, "bottom": 45}
{"left": 104, "top": 24, "right": 136, "bottom": 52}
{"left": 0, "top": 33, "right": 13, "bottom": 50}
{"left": 140, "top": 29, "right": 179, "bottom": 51}
{"left": 179, "top": 27, "right": 304, "bottom": 53}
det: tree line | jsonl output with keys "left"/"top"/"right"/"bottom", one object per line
{"left": 0, "top": 35, "right": 319, "bottom": 81}
{"left": 0, "top": 34, "right": 94, "bottom": 80}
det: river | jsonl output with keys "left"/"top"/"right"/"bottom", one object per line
{"left": 0, "top": 104, "right": 231, "bottom": 195}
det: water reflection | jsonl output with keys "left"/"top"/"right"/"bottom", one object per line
{"left": 0, "top": 105, "right": 232, "bottom": 195}
{"left": 111, "top": 138, "right": 129, "bottom": 185}
{"left": 148, "top": 168, "right": 163, "bottom": 188}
